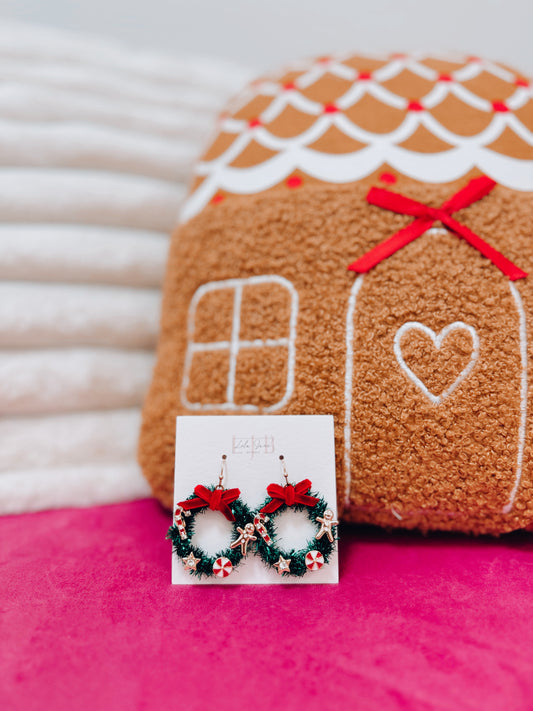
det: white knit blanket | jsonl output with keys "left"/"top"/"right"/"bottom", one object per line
{"left": 0, "top": 21, "right": 250, "bottom": 514}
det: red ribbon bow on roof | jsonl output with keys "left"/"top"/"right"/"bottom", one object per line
{"left": 178, "top": 485, "right": 241, "bottom": 522}
{"left": 347, "top": 176, "right": 527, "bottom": 281}
{"left": 260, "top": 479, "right": 319, "bottom": 514}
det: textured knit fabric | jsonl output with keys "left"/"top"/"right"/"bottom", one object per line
{"left": 0, "top": 21, "right": 250, "bottom": 514}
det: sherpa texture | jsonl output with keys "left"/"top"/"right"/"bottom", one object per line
{"left": 2, "top": 499, "right": 533, "bottom": 711}
{"left": 139, "top": 178, "right": 533, "bottom": 534}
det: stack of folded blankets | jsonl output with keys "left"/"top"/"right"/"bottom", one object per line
{"left": 0, "top": 21, "right": 250, "bottom": 514}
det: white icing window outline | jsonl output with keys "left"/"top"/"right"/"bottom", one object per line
{"left": 181, "top": 275, "right": 298, "bottom": 412}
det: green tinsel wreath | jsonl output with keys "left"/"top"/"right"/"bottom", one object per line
{"left": 166, "top": 488, "right": 253, "bottom": 579}
{"left": 255, "top": 494, "right": 337, "bottom": 577}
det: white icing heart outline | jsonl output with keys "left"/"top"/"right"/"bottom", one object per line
{"left": 393, "top": 321, "right": 480, "bottom": 405}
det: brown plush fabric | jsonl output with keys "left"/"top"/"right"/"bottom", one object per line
{"left": 139, "top": 179, "right": 533, "bottom": 534}
{"left": 139, "top": 53, "right": 533, "bottom": 534}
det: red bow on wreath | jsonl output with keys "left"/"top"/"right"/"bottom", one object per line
{"left": 178, "top": 485, "right": 241, "bottom": 522}
{"left": 260, "top": 479, "right": 319, "bottom": 514}
{"left": 347, "top": 176, "right": 527, "bottom": 281}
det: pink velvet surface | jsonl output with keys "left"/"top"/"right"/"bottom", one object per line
{"left": 1, "top": 498, "right": 532, "bottom": 711}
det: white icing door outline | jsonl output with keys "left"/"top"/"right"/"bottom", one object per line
{"left": 343, "top": 274, "right": 528, "bottom": 515}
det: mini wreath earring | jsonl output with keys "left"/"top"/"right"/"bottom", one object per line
{"left": 167, "top": 455, "right": 253, "bottom": 579}
{"left": 255, "top": 455, "right": 338, "bottom": 577}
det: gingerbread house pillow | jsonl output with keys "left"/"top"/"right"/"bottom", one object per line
{"left": 140, "top": 53, "right": 533, "bottom": 535}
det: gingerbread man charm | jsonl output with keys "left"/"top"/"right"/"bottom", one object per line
{"left": 230, "top": 522, "right": 257, "bottom": 556}
{"left": 315, "top": 509, "right": 338, "bottom": 542}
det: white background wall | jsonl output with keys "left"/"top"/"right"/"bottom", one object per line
{"left": 1, "top": 0, "right": 532, "bottom": 74}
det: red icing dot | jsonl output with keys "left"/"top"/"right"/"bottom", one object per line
{"left": 379, "top": 172, "right": 397, "bottom": 185}
{"left": 467, "top": 55, "right": 481, "bottom": 63}
{"left": 391, "top": 52, "right": 406, "bottom": 60}
{"left": 248, "top": 117, "right": 262, "bottom": 128}
{"left": 317, "top": 55, "right": 331, "bottom": 64}
{"left": 515, "top": 77, "right": 530, "bottom": 88}
{"left": 211, "top": 193, "right": 225, "bottom": 204}
{"left": 283, "top": 81, "right": 296, "bottom": 91}
{"left": 286, "top": 175, "right": 303, "bottom": 189}
{"left": 323, "top": 103, "right": 339, "bottom": 113}
{"left": 358, "top": 71, "right": 372, "bottom": 81}
{"left": 407, "top": 100, "right": 424, "bottom": 112}
{"left": 492, "top": 101, "right": 509, "bottom": 113}
{"left": 438, "top": 73, "right": 453, "bottom": 82}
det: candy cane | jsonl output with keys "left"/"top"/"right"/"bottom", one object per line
{"left": 174, "top": 505, "right": 189, "bottom": 540}
{"left": 254, "top": 513, "right": 272, "bottom": 546}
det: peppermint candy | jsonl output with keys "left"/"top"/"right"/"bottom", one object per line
{"left": 305, "top": 550, "right": 324, "bottom": 571}
{"left": 212, "top": 557, "right": 233, "bottom": 578}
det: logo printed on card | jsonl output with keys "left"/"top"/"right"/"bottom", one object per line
{"left": 231, "top": 435, "right": 275, "bottom": 459}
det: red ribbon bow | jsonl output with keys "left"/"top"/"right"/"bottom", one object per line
{"left": 178, "top": 485, "right": 241, "bottom": 522}
{"left": 347, "top": 176, "right": 527, "bottom": 281}
{"left": 260, "top": 479, "right": 319, "bottom": 514}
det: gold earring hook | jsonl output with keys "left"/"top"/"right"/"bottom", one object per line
{"left": 279, "top": 455, "right": 289, "bottom": 485}
{"left": 217, "top": 454, "right": 227, "bottom": 489}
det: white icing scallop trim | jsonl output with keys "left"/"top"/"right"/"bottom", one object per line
{"left": 181, "top": 144, "right": 533, "bottom": 223}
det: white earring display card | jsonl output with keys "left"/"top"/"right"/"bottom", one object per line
{"left": 171, "top": 415, "right": 338, "bottom": 585}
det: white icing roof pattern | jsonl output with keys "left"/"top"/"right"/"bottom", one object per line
{"left": 182, "top": 53, "right": 533, "bottom": 221}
